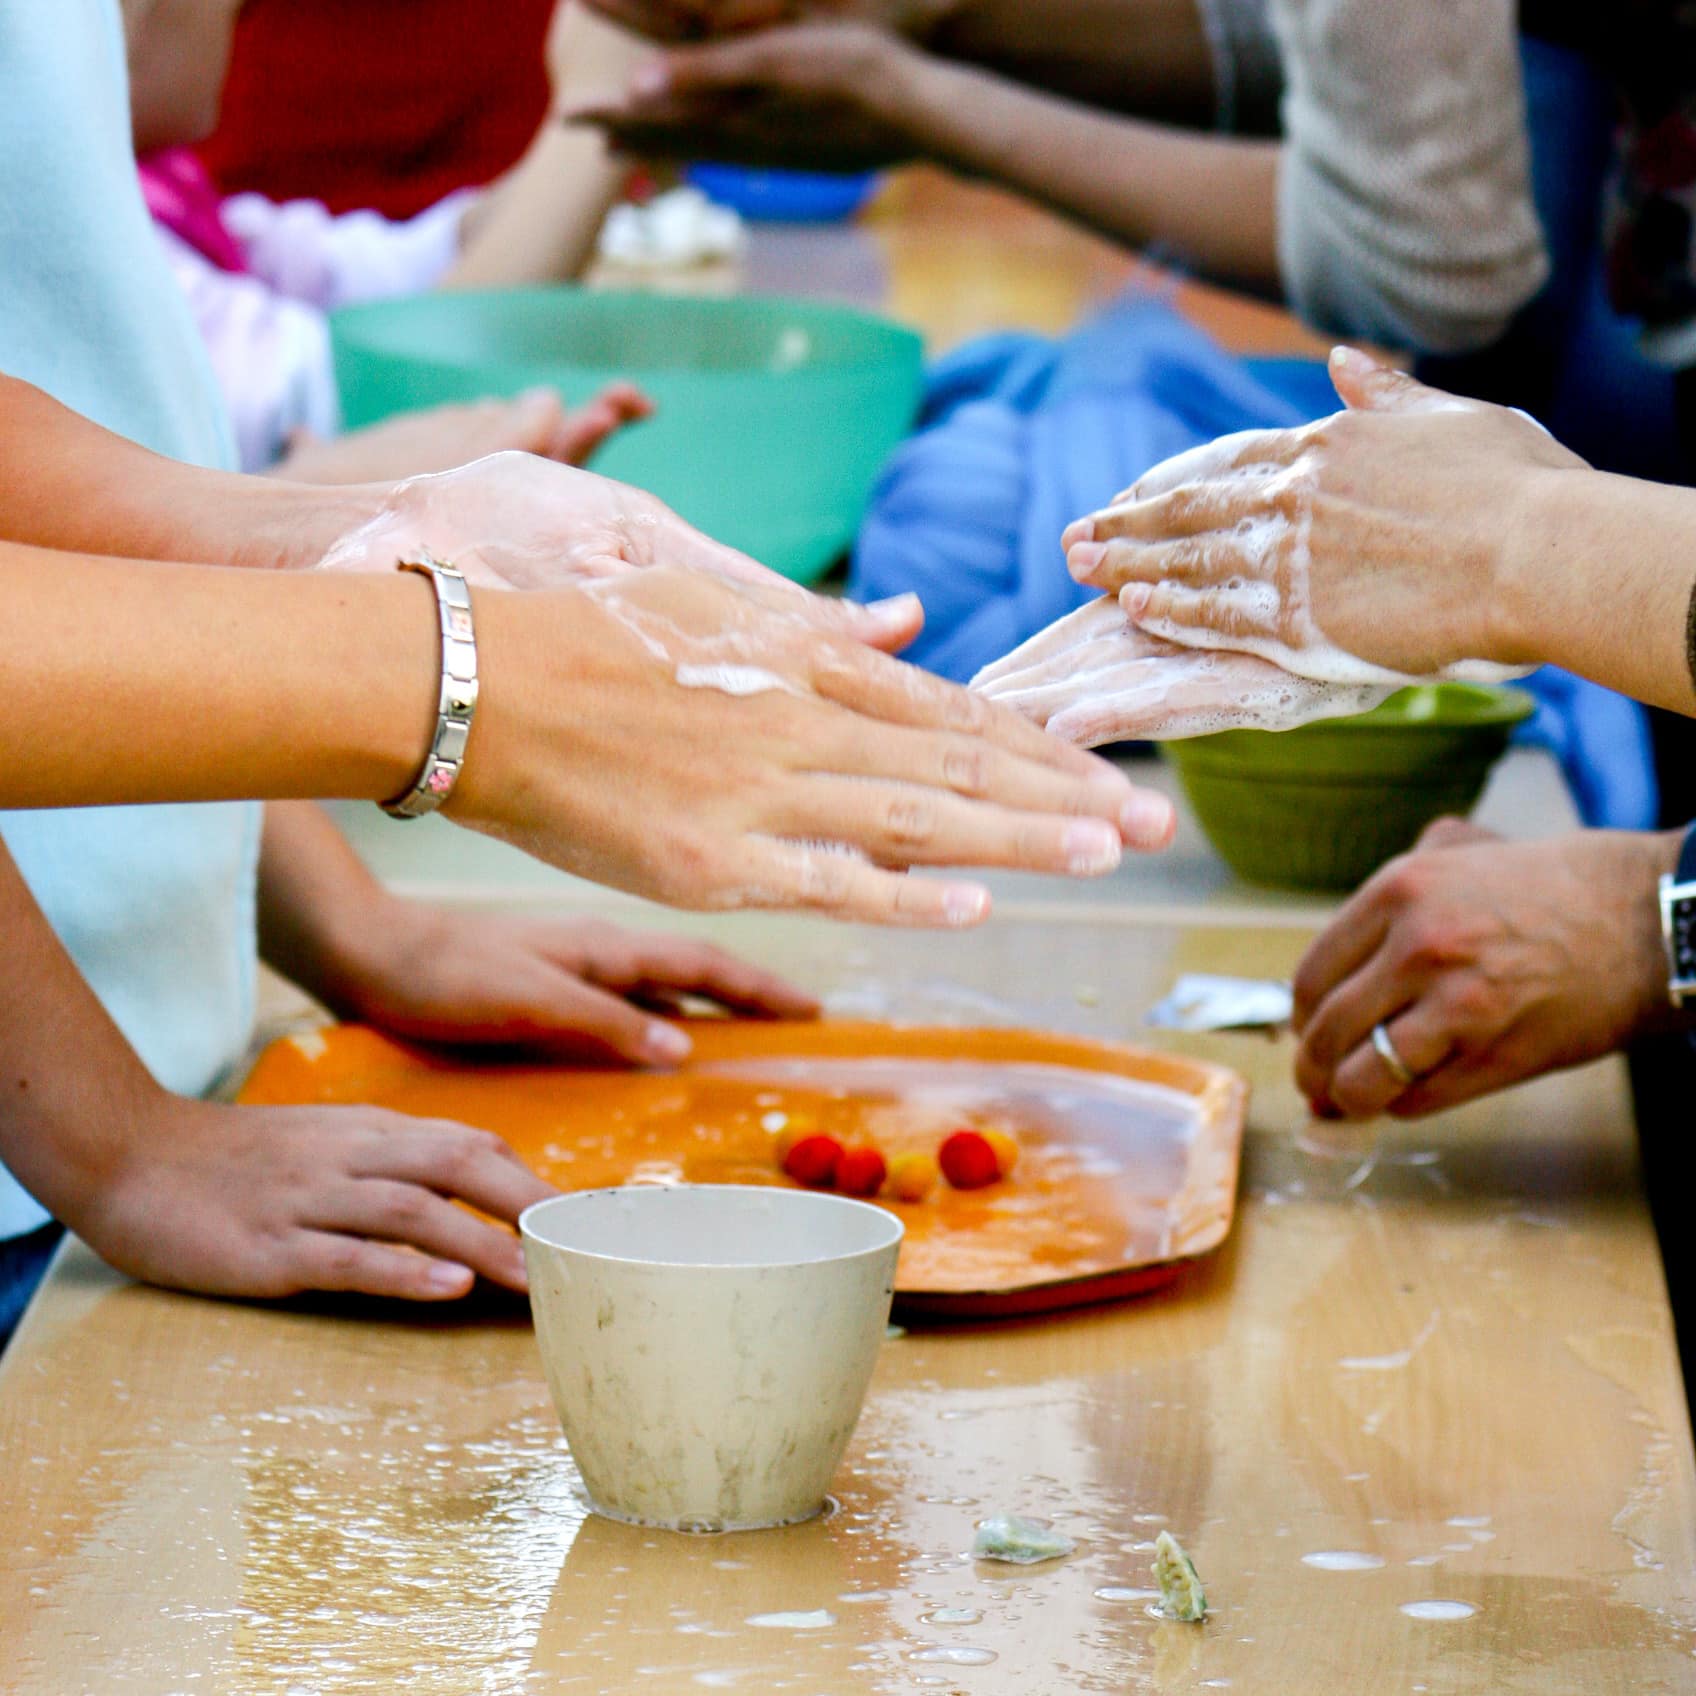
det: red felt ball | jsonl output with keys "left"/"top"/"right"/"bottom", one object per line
{"left": 835, "top": 1147, "right": 888, "bottom": 1197}
{"left": 782, "top": 1133, "right": 844, "bottom": 1187}
{"left": 939, "top": 1129, "right": 1000, "bottom": 1190}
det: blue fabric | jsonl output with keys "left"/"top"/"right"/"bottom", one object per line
{"left": 0, "top": 1, "right": 262, "bottom": 1238}
{"left": 850, "top": 293, "right": 1657, "bottom": 831}
{"left": 0, "top": 1224, "right": 64, "bottom": 1352}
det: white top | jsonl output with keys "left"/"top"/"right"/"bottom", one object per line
{"left": 1197, "top": 0, "right": 1550, "bottom": 353}
{"left": 154, "top": 190, "right": 473, "bottom": 472}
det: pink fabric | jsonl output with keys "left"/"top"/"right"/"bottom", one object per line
{"left": 137, "top": 147, "right": 250, "bottom": 274}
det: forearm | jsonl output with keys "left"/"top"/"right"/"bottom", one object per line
{"left": 446, "top": 4, "right": 647, "bottom": 288}
{"left": 0, "top": 843, "right": 163, "bottom": 1231}
{"left": 445, "top": 121, "right": 628, "bottom": 289}
{"left": 0, "top": 374, "right": 383, "bottom": 571}
{"left": 933, "top": 0, "right": 1217, "bottom": 124}
{"left": 1502, "top": 471, "right": 1696, "bottom": 718}
{"left": 886, "top": 48, "right": 1280, "bottom": 291}
{"left": 257, "top": 802, "right": 405, "bottom": 1013}
{"left": 5, "top": 543, "right": 437, "bottom": 808}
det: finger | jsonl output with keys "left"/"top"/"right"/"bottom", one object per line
{"left": 313, "top": 1178, "right": 534, "bottom": 1291}
{"left": 581, "top": 1, "right": 704, "bottom": 44}
{"left": 1060, "top": 432, "right": 1302, "bottom": 553}
{"left": 1324, "top": 1004, "right": 1459, "bottom": 1121}
{"left": 1414, "top": 815, "right": 1498, "bottom": 852}
{"left": 350, "top": 1119, "right": 555, "bottom": 1224}
{"left": 811, "top": 698, "right": 1172, "bottom": 843}
{"left": 1328, "top": 346, "right": 1458, "bottom": 416}
{"left": 592, "top": 936, "right": 819, "bottom": 1018}
{"left": 1071, "top": 483, "right": 1265, "bottom": 559}
{"left": 1074, "top": 531, "right": 1261, "bottom": 601}
{"left": 736, "top": 839, "right": 993, "bottom": 928}
{"left": 1129, "top": 579, "right": 1282, "bottom": 647}
{"left": 502, "top": 386, "right": 569, "bottom": 454}
{"left": 1290, "top": 885, "right": 1399, "bottom": 1033}
{"left": 784, "top": 775, "right": 1139, "bottom": 878}
{"left": 285, "top": 1230, "right": 480, "bottom": 1301}
{"left": 648, "top": 34, "right": 801, "bottom": 99}
{"left": 807, "top": 632, "right": 1128, "bottom": 782}
{"left": 512, "top": 973, "right": 701, "bottom": 1064}
{"left": 1387, "top": 1046, "right": 1530, "bottom": 1118}
{"left": 548, "top": 383, "right": 654, "bottom": 465}
{"left": 970, "top": 597, "right": 1133, "bottom": 689}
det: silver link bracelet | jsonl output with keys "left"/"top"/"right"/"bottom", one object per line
{"left": 381, "top": 551, "right": 478, "bottom": 820}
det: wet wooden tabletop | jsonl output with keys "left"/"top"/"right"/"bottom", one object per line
{"left": 4, "top": 177, "right": 1690, "bottom": 1691}
{"left": 2, "top": 906, "right": 1693, "bottom": 1694}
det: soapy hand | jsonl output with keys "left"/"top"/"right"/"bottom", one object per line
{"left": 80, "top": 1097, "right": 554, "bottom": 1301}
{"left": 1292, "top": 818, "right": 1680, "bottom": 1120}
{"left": 972, "top": 596, "right": 1390, "bottom": 744}
{"left": 568, "top": 21, "right": 923, "bottom": 171}
{"left": 457, "top": 566, "right": 1174, "bottom": 924}
{"left": 1063, "top": 349, "right": 1583, "bottom": 683}
{"left": 312, "top": 908, "right": 819, "bottom": 1066}
{"left": 276, "top": 384, "right": 651, "bottom": 485}
{"left": 314, "top": 450, "right": 789, "bottom": 594}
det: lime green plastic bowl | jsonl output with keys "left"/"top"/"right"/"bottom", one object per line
{"left": 330, "top": 288, "right": 924, "bottom": 584}
{"left": 1162, "top": 683, "right": 1537, "bottom": 892}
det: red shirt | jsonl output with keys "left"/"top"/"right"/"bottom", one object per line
{"left": 199, "top": 0, "right": 556, "bottom": 218}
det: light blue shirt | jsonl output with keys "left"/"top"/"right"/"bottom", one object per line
{"left": 0, "top": 1, "right": 261, "bottom": 1236}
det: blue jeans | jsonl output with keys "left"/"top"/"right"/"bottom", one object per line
{"left": 0, "top": 1222, "right": 64, "bottom": 1353}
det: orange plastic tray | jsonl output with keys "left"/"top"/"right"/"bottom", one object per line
{"left": 240, "top": 1021, "right": 1248, "bottom": 1320}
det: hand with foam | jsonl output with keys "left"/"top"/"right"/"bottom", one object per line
{"left": 456, "top": 567, "right": 1174, "bottom": 927}
{"left": 1063, "top": 349, "right": 1583, "bottom": 686}
{"left": 314, "top": 449, "right": 790, "bottom": 593}
{"left": 973, "top": 596, "right": 1391, "bottom": 745}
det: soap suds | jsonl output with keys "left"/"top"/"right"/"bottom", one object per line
{"left": 675, "top": 663, "right": 788, "bottom": 697}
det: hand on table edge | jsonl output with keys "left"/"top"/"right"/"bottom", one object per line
{"left": 1289, "top": 818, "right": 1687, "bottom": 1122}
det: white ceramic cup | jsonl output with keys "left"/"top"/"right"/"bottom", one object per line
{"left": 520, "top": 1185, "right": 903, "bottom": 1532}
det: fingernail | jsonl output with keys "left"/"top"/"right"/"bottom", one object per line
{"left": 631, "top": 59, "right": 669, "bottom": 98}
{"left": 507, "top": 1249, "right": 531, "bottom": 1294}
{"left": 1061, "top": 517, "right": 1095, "bottom": 550}
{"left": 1119, "top": 583, "right": 1152, "bottom": 619}
{"left": 941, "top": 885, "right": 989, "bottom": 927}
{"left": 644, "top": 1022, "right": 692, "bottom": 1065}
{"left": 860, "top": 592, "right": 922, "bottom": 626}
{"left": 1067, "top": 541, "right": 1107, "bottom": 582}
{"left": 426, "top": 1261, "right": 473, "bottom": 1294}
{"left": 1062, "top": 819, "right": 1122, "bottom": 876}
{"left": 1329, "top": 344, "right": 1371, "bottom": 375}
{"left": 1120, "top": 791, "right": 1176, "bottom": 848}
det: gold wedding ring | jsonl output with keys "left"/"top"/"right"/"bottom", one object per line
{"left": 1371, "top": 1022, "right": 1417, "bottom": 1088}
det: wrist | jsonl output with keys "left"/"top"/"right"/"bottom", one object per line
{"left": 875, "top": 37, "right": 958, "bottom": 137}
{"left": 1633, "top": 829, "right": 1689, "bottom": 1036}
{"left": 1490, "top": 464, "right": 1565, "bottom": 669}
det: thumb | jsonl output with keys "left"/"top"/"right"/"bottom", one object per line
{"left": 1328, "top": 346, "right": 1455, "bottom": 415}
{"left": 510, "top": 385, "right": 569, "bottom": 449}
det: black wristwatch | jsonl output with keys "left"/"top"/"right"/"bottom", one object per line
{"left": 1658, "top": 821, "right": 1696, "bottom": 1008}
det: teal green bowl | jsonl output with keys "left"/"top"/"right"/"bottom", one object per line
{"left": 330, "top": 287, "right": 924, "bottom": 584}
{"left": 1162, "top": 683, "right": 1537, "bottom": 892}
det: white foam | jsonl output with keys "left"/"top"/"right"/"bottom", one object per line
{"left": 675, "top": 663, "right": 788, "bottom": 697}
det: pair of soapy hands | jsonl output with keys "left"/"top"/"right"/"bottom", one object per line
{"left": 976, "top": 349, "right": 1579, "bottom": 744}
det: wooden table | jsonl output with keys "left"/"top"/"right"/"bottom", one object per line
{"left": 5, "top": 174, "right": 1692, "bottom": 1691}
{"left": 3, "top": 906, "right": 1693, "bottom": 1694}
